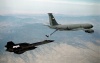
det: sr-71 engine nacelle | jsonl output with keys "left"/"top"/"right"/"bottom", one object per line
{"left": 85, "top": 29, "right": 94, "bottom": 33}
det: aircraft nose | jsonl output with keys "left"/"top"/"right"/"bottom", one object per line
{"left": 5, "top": 45, "right": 7, "bottom": 47}
{"left": 91, "top": 25, "right": 93, "bottom": 28}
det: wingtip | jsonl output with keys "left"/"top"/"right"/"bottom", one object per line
{"left": 44, "top": 40, "right": 54, "bottom": 42}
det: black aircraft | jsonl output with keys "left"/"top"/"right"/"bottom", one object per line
{"left": 5, "top": 40, "right": 54, "bottom": 54}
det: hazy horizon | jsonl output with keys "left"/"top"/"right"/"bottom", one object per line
{"left": 0, "top": 0, "right": 100, "bottom": 16}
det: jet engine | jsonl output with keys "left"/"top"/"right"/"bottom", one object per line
{"left": 85, "top": 29, "right": 94, "bottom": 33}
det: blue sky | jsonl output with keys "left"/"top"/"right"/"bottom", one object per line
{"left": 0, "top": 0, "right": 100, "bottom": 15}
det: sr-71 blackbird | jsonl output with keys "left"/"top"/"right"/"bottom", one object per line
{"left": 46, "top": 13, "right": 94, "bottom": 37}
{"left": 5, "top": 40, "right": 54, "bottom": 54}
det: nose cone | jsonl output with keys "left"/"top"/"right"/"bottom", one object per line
{"left": 5, "top": 45, "right": 7, "bottom": 48}
{"left": 91, "top": 25, "right": 93, "bottom": 28}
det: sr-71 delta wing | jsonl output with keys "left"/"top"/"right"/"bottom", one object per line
{"left": 5, "top": 40, "right": 54, "bottom": 54}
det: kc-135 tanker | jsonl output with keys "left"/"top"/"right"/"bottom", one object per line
{"left": 46, "top": 13, "right": 94, "bottom": 37}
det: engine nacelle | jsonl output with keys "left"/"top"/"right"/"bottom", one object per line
{"left": 85, "top": 29, "right": 94, "bottom": 33}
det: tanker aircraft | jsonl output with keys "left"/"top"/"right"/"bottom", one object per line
{"left": 46, "top": 13, "right": 94, "bottom": 37}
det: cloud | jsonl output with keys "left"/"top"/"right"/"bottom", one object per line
{"left": 0, "top": 41, "right": 99, "bottom": 63}
{"left": 0, "top": 13, "right": 99, "bottom": 63}
{"left": 0, "top": 21, "right": 21, "bottom": 33}
{"left": 34, "top": 43, "right": 100, "bottom": 63}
